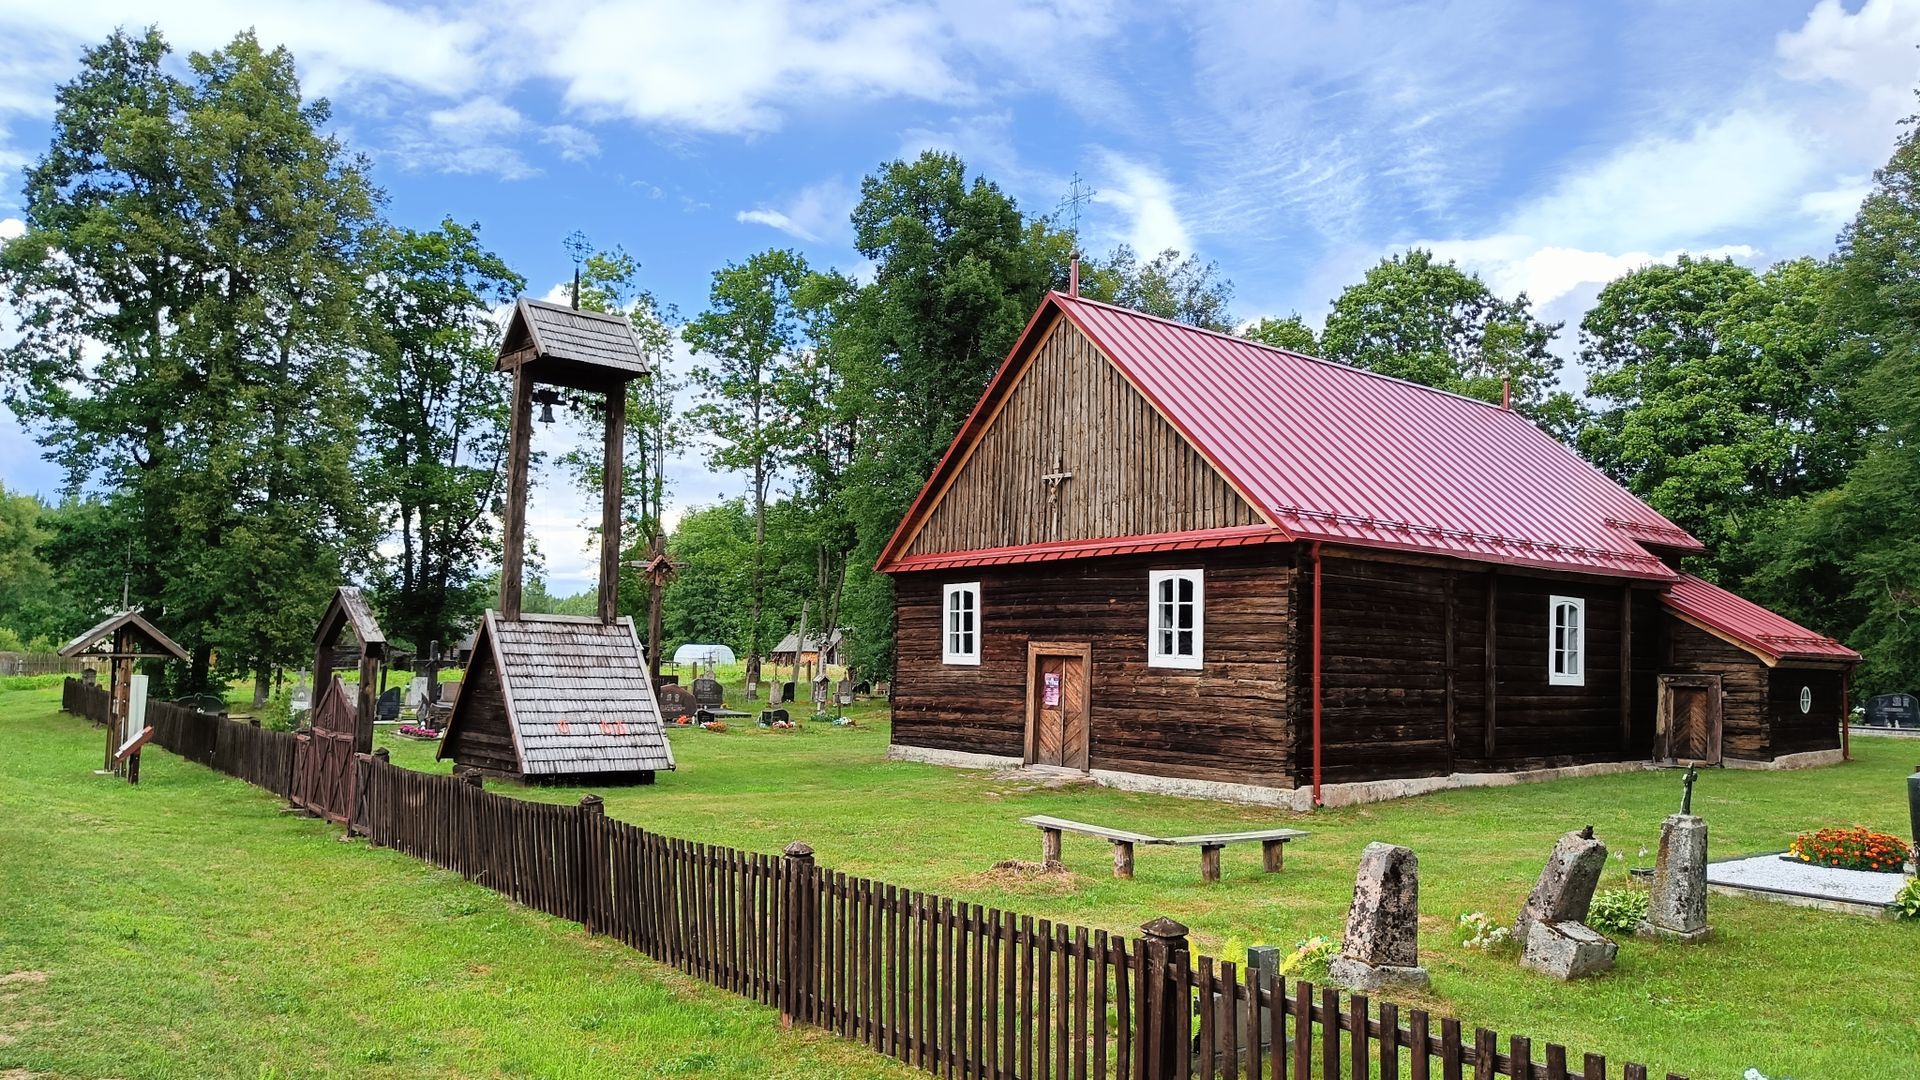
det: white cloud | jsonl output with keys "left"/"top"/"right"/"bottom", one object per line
{"left": 429, "top": 97, "right": 525, "bottom": 139}
{"left": 540, "top": 124, "right": 600, "bottom": 162}
{"left": 735, "top": 178, "right": 857, "bottom": 244}
{"left": 1423, "top": 235, "right": 1760, "bottom": 307}
{"left": 1092, "top": 152, "right": 1190, "bottom": 255}
{"left": 0, "top": 217, "right": 23, "bottom": 241}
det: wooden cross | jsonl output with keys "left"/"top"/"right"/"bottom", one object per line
{"left": 622, "top": 534, "right": 679, "bottom": 682}
{"left": 1041, "top": 453, "right": 1073, "bottom": 538}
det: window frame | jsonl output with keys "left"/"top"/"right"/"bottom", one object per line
{"left": 941, "top": 582, "right": 981, "bottom": 666}
{"left": 1548, "top": 594, "right": 1585, "bottom": 687}
{"left": 1146, "top": 569, "right": 1205, "bottom": 670}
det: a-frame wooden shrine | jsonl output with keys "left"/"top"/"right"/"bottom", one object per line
{"left": 312, "top": 585, "right": 387, "bottom": 754}
{"left": 438, "top": 298, "right": 674, "bottom": 783}
{"left": 58, "top": 609, "right": 188, "bottom": 778}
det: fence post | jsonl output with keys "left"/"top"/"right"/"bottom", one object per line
{"left": 782, "top": 840, "right": 816, "bottom": 1029}
{"left": 1141, "top": 915, "right": 1191, "bottom": 1080}
{"left": 579, "top": 795, "right": 605, "bottom": 934}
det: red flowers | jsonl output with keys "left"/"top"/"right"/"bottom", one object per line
{"left": 1789, "top": 826, "right": 1912, "bottom": 873}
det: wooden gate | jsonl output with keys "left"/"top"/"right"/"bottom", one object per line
{"left": 292, "top": 676, "right": 360, "bottom": 823}
{"left": 1025, "top": 642, "right": 1090, "bottom": 771}
{"left": 1656, "top": 674, "right": 1722, "bottom": 765}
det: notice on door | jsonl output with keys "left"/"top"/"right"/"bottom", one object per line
{"left": 1043, "top": 671, "right": 1062, "bottom": 707}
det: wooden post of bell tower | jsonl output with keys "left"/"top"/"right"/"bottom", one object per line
{"left": 500, "top": 368, "right": 534, "bottom": 620}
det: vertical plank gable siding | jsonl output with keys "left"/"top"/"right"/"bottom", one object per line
{"left": 893, "top": 548, "right": 1295, "bottom": 788}
{"left": 904, "top": 318, "right": 1260, "bottom": 557}
{"left": 60, "top": 677, "right": 1684, "bottom": 1080}
{"left": 442, "top": 647, "right": 519, "bottom": 775}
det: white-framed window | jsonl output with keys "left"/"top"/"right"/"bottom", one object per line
{"left": 1549, "top": 595, "right": 1584, "bottom": 686}
{"left": 1148, "top": 569, "right": 1204, "bottom": 669}
{"left": 942, "top": 582, "right": 981, "bottom": 666}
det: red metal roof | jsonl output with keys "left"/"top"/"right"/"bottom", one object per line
{"left": 884, "top": 525, "right": 1291, "bottom": 572}
{"left": 1662, "top": 574, "right": 1859, "bottom": 663}
{"left": 878, "top": 292, "right": 1702, "bottom": 580}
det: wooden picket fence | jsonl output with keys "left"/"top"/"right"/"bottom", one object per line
{"left": 64, "top": 677, "right": 298, "bottom": 797}
{"left": 60, "top": 678, "right": 1681, "bottom": 1080}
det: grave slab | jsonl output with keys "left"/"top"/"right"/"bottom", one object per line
{"left": 1705, "top": 852, "right": 1905, "bottom": 917}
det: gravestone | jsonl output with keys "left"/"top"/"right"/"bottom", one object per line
{"left": 81, "top": 667, "right": 97, "bottom": 687}
{"left": 837, "top": 678, "right": 854, "bottom": 706}
{"left": 658, "top": 683, "right": 700, "bottom": 721}
{"left": 1639, "top": 770, "right": 1711, "bottom": 941}
{"left": 768, "top": 680, "right": 786, "bottom": 705}
{"left": 1517, "top": 827, "right": 1618, "bottom": 980}
{"left": 1328, "top": 842, "right": 1429, "bottom": 989}
{"left": 692, "top": 676, "right": 725, "bottom": 707}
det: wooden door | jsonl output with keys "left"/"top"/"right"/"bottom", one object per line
{"left": 1026, "top": 643, "right": 1090, "bottom": 771}
{"left": 1656, "top": 674, "right": 1722, "bottom": 765}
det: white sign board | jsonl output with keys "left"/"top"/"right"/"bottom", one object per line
{"left": 118, "top": 673, "right": 150, "bottom": 756}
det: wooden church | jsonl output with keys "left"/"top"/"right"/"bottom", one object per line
{"left": 438, "top": 298, "right": 673, "bottom": 784}
{"left": 878, "top": 292, "right": 1857, "bottom": 808}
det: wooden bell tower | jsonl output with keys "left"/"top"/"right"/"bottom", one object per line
{"left": 495, "top": 297, "right": 652, "bottom": 622}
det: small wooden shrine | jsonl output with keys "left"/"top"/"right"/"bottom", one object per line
{"left": 439, "top": 298, "right": 674, "bottom": 783}
{"left": 58, "top": 609, "right": 188, "bottom": 779}
{"left": 312, "top": 585, "right": 387, "bottom": 754}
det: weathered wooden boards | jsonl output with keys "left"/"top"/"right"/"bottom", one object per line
{"left": 1021, "top": 814, "right": 1309, "bottom": 882}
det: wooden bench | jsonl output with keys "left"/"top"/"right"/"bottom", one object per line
{"left": 1159, "top": 829, "right": 1309, "bottom": 882}
{"left": 1019, "top": 815, "right": 1309, "bottom": 882}
{"left": 1021, "top": 815, "right": 1157, "bottom": 877}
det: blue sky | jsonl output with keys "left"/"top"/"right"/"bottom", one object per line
{"left": 2, "top": 0, "right": 1917, "bottom": 589}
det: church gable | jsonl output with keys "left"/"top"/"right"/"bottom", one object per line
{"left": 903, "top": 317, "right": 1263, "bottom": 558}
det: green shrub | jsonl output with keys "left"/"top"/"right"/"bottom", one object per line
{"left": 1588, "top": 888, "right": 1649, "bottom": 936}
{"left": 1277, "top": 935, "right": 1340, "bottom": 981}
{"left": 1893, "top": 878, "right": 1920, "bottom": 921}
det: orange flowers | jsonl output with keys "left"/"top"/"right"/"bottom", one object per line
{"left": 1788, "top": 826, "right": 1912, "bottom": 873}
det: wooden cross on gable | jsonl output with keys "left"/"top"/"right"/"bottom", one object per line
{"left": 1041, "top": 452, "right": 1073, "bottom": 539}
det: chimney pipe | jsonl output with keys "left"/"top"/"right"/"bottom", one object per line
{"left": 1501, "top": 377, "right": 1511, "bottom": 410}
{"left": 1069, "top": 256, "right": 1080, "bottom": 298}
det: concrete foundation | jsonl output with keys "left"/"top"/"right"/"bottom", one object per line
{"left": 887, "top": 744, "right": 1672, "bottom": 809}
{"left": 1723, "top": 748, "right": 1844, "bottom": 771}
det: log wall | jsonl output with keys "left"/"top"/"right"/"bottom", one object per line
{"left": 891, "top": 547, "right": 1294, "bottom": 788}
{"left": 1306, "top": 554, "right": 1660, "bottom": 783}
{"left": 1768, "top": 665, "right": 1845, "bottom": 757}
{"left": 1664, "top": 620, "right": 1769, "bottom": 759}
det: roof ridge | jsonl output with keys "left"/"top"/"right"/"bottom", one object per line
{"left": 520, "top": 296, "right": 637, "bottom": 326}
{"left": 1050, "top": 291, "right": 1522, "bottom": 415}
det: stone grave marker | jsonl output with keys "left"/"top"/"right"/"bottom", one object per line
{"left": 692, "top": 676, "right": 725, "bottom": 707}
{"left": 658, "top": 683, "right": 700, "bottom": 722}
{"left": 1329, "top": 842, "right": 1429, "bottom": 989}
{"left": 1517, "top": 827, "right": 1618, "bottom": 980}
{"left": 1639, "top": 769, "right": 1711, "bottom": 941}
{"left": 837, "top": 678, "right": 854, "bottom": 706}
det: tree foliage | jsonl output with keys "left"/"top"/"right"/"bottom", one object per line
{"left": 0, "top": 29, "right": 377, "bottom": 693}
{"left": 1083, "top": 246, "right": 1235, "bottom": 330}
{"left": 1240, "top": 314, "right": 1319, "bottom": 353}
{"left": 1321, "top": 249, "right": 1581, "bottom": 439}
{"left": 1578, "top": 256, "right": 1858, "bottom": 579}
{"left": 359, "top": 220, "right": 523, "bottom": 654}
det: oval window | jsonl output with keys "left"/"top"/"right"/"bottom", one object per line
{"left": 1799, "top": 686, "right": 1813, "bottom": 714}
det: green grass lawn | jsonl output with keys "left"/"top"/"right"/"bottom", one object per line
{"left": 6, "top": 676, "right": 1919, "bottom": 1079}
{"left": 0, "top": 681, "right": 919, "bottom": 1080}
